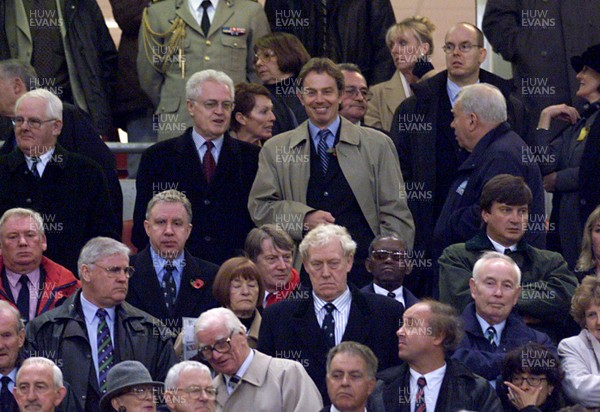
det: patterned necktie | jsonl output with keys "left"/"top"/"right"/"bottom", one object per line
{"left": 0, "top": 376, "right": 12, "bottom": 412}
{"left": 317, "top": 129, "right": 330, "bottom": 175}
{"left": 97, "top": 309, "right": 115, "bottom": 394}
{"left": 202, "top": 141, "right": 216, "bottom": 183}
{"left": 162, "top": 263, "right": 177, "bottom": 312}
{"left": 486, "top": 326, "right": 498, "bottom": 349}
{"left": 200, "top": 0, "right": 211, "bottom": 36}
{"left": 504, "top": 248, "right": 511, "bottom": 255}
{"left": 30, "top": 156, "right": 41, "bottom": 180}
{"left": 387, "top": 291, "right": 396, "bottom": 298}
{"left": 322, "top": 302, "right": 336, "bottom": 348}
{"left": 17, "top": 276, "right": 30, "bottom": 321}
{"left": 415, "top": 376, "right": 427, "bottom": 412}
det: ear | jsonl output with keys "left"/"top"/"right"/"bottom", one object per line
{"left": 41, "top": 233, "right": 47, "bottom": 253}
{"left": 144, "top": 219, "right": 151, "bottom": 237}
{"left": 52, "top": 119, "right": 63, "bottom": 137}
{"left": 235, "top": 111, "right": 247, "bottom": 126}
{"left": 80, "top": 264, "right": 92, "bottom": 283}
{"left": 17, "top": 327, "right": 25, "bottom": 349}
{"left": 365, "top": 257, "right": 373, "bottom": 274}
{"left": 512, "top": 285, "right": 522, "bottom": 306}
{"left": 478, "top": 47, "right": 488, "bottom": 64}
{"left": 186, "top": 99, "right": 195, "bottom": 116}
{"left": 54, "top": 386, "right": 67, "bottom": 407}
{"left": 366, "top": 377, "right": 376, "bottom": 396}
{"left": 297, "top": 90, "right": 306, "bottom": 107}
{"left": 111, "top": 397, "right": 121, "bottom": 411}
{"left": 481, "top": 208, "right": 491, "bottom": 224}
{"left": 13, "top": 76, "right": 27, "bottom": 95}
{"left": 469, "top": 277, "right": 477, "bottom": 301}
{"left": 420, "top": 43, "right": 431, "bottom": 56}
{"left": 164, "top": 390, "right": 176, "bottom": 410}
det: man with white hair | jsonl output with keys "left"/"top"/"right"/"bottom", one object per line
{"left": 13, "top": 357, "right": 66, "bottom": 412}
{"left": 165, "top": 361, "right": 216, "bottom": 412}
{"left": 0, "top": 88, "right": 119, "bottom": 274}
{"left": 195, "top": 307, "right": 323, "bottom": 411}
{"left": 432, "top": 82, "right": 545, "bottom": 261}
{"left": 132, "top": 70, "right": 260, "bottom": 265}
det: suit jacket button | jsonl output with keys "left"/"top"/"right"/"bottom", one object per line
{"left": 206, "top": 40, "right": 211, "bottom": 46}
{"left": 204, "top": 56, "right": 210, "bottom": 61}
{"left": 204, "top": 236, "right": 212, "bottom": 242}
{"left": 323, "top": 191, "right": 329, "bottom": 196}
{"left": 204, "top": 199, "right": 210, "bottom": 205}
{"left": 25, "top": 198, "right": 32, "bottom": 204}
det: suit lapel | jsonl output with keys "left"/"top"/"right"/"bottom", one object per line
{"left": 385, "top": 72, "right": 407, "bottom": 115}
{"left": 210, "top": 136, "right": 237, "bottom": 192}
{"left": 292, "top": 296, "right": 329, "bottom": 369}
{"left": 176, "top": 1, "right": 203, "bottom": 35}
{"left": 173, "top": 251, "right": 202, "bottom": 318}
{"left": 174, "top": 132, "right": 206, "bottom": 193}
{"left": 286, "top": 124, "right": 311, "bottom": 204}
{"left": 341, "top": 289, "right": 369, "bottom": 343}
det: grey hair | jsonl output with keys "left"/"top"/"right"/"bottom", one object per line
{"left": 0, "top": 301, "right": 24, "bottom": 333}
{"left": 0, "top": 208, "right": 45, "bottom": 237}
{"left": 326, "top": 341, "right": 378, "bottom": 378}
{"left": 472, "top": 251, "right": 522, "bottom": 285}
{"left": 194, "top": 307, "right": 247, "bottom": 337}
{"left": 454, "top": 83, "right": 507, "bottom": 123}
{"left": 0, "top": 59, "right": 38, "bottom": 91}
{"left": 77, "top": 237, "right": 130, "bottom": 276}
{"left": 186, "top": 69, "right": 234, "bottom": 101}
{"left": 145, "top": 189, "right": 193, "bottom": 223}
{"left": 15, "top": 88, "right": 63, "bottom": 121}
{"left": 299, "top": 224, "right": 357, "bottom": 260}
{"left": 17, "top": 357, "right": 64, "bottom": 389}
{"left": 164, "top": 361, "right": 212, "bottom": 390}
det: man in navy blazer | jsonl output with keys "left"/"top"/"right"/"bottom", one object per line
{"left": 361, "top": 234, "right": 419, "bottom": 307}
{"left": 258, "top": 224, "right": 403, "bottom": 402}
{"left": 132, "top": 69, "right": 260, "bottom": 265}
{"left": 127, "top": 190, "right": 218, "bottom": 332}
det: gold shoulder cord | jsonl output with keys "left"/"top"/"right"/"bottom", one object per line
{"left": 141, "top": 5, "right": 187, "bottom": 78}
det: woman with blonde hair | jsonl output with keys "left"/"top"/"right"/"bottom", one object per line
{"left": 576, "top": 205, "right": 600, "bottom": 280}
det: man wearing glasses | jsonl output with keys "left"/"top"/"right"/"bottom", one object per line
{"left": 0, "top": 88, "right": 119, "bottom": 275}
{"left": 165, "top": 361, "right": 217, "bottom": 412}
{"left": 194, "top": 307, "right": 323, "bottom": 411}
{"left": 249, "top": 57, "right": 414, "bottom": 288}
{"left": 133, "top": 70, "right": 260, "bottom": 266}
{"left": 389, "top": 22, "right": 528, "bottom": 298}
{"left": 361, "top": 234, "right": 419, "bottom": 309}
{"left": 25, "top": 237, "right": 177, "bottom": 412}
{"left": 337, "top": 64, "right": 373, "bottom": 127}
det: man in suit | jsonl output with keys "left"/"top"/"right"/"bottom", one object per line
{"left": 258, "top": 224, "right": 403, "bottom": 401}
{"left": 133, "top": 69, "right": 260, "bottom": 265}
{"left": 138, "top": 0, "right": 270, "bottom": 140}
{"left": 337, "top": 64, "right": 370, "bottom": 126}
{"left": 0, "top": 208, "right": 80, "bottom": 322}
{"left": 321, "top": 342, "right": 377, "bottom": 412}
{"left": 244, "top": 224, "right": 301, "bottom": 308}
{"left": 13, "top": 358, "right": 66, "bottom": 412}
{"left": 248, "top": 57, "right": 414, "bottom": 288}
{"left": 361, "top": 234, "right": 419, "bottom": 309}
{"left": 451, "top": 251, "right": 555, "bottom": 386}
{"left": 433, "top": 83, "right": 545, "bottom": 261}
{"left": 368, "top": 300, "right": 503, "bottom": 411}
{"left": 439, "top": 174, "right": 578, "bottom": 343}
{"left": 25, "top": 237, "right": 177, "bottom": 412}
{"left": 195, "top": 307, "right": 323, "bottom": 411}
{"left": 0, "top": 60, "right": 123, "bottom": 230}
{"left": 0, "top": 301, "right": 23, "bottom": 412}
{"left": 127, "top": 189, "right": 219, "bottom": 332}
{"left": 0, "top": 89, "right": 118, "bottom": 274}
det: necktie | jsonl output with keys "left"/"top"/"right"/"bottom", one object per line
{"left": 486, "top": 326, "right": 498, "bottom": 349}
{"left": 322, "top": 302, "right": 336, "bottom": 348}
{"left": 202, "top": 141, "right": 216, "bottom": 183}
{"left": 504, "top": 248, "right": 511, "bottom": 255}
{"left": 200, "top": 0, "right": 211, "bottom": 36}
{"left": 17, "top": 276, "right": 30, "bottom": 321}
{"left": 415, "top": 376, "right": 427, "bottom": 412}
{"left": 387, "top": 291, "right": 396, "bottom": 298}
{"left": 30, "top": 156, "right": 41, "bottom": 180}
{"left": 228, "top": 375, "right": 241, "bottom": 390}
{"left": 317, "top": 129, "right": 330, "bottom": 175}
{"left": 97, "top": 309, "right": 115, "bottom": 394}
{"left": 0, "top": 376, "right": 12, "bottom": 412}
{"left": 162, "top": 263, "right": 177, "bottom": 312}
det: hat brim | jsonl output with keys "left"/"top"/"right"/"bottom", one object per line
{"left": 99, "top": 381, "right": 164, "bottom": 412}
{"left": 571, "top": 55, "right": 584, "bottom": 73}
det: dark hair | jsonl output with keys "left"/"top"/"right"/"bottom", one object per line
{"left": 212, "top": 257, "right": 265, "bottom": 307}
{"left": 230, "top": 82, "right": 272, "bottom": 132}
{"left": 480, "top": 174, "right": 533, "bottom": 212}
{"left": 245, "top": 224, "right": 294, "bottom": 262}
{"left": 298, "top": 58, "right": 345, "bottom": 92}
{"left": 571, "top": 275, "right": 600, "bottom": 327}
{"left": 367, "top": 233, "right": 405, "bottom": 256}
{"left": 422, "top": 299, "right": 463, "bottom": 352}
{"left": 254, "top": 32, "right": 311, "bottom": 77}
{"left": 337, "top": 63, "right": 363, "bottom": 75}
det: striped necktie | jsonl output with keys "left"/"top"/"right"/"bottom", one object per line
{"left": 415, "top": 376, "right": 427, "bottom": 412}
{"left": 97, "top": 309, "right": 115, "bottom": 393}
{"left": 317, "top": 129, "right": 330, "bottom": 175}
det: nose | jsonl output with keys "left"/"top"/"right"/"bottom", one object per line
{"left": 268, "top": 111, "right": 276, "bottom": 122}
{"left": 17, "top": 234, "right": 28, "bottom": 245}
{"left": 397, "top": 324, "right": 405, "bottom": 338}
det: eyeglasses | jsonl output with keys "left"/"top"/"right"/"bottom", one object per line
{"left": 371, "top": 249, "right": 407, "bottom": 262}
{"left": 255, "top": 50, "right": 276, "bottom": 62}
{"left": 12, "top": 117, "right": 57, "bottom": 129}
{"left": 93, "top": 264, "right": 135, "bottom": 278}
{"left": 177, "top": 386, "right": 218, "bottom": 399}
{"left": 127, "top": 387, "right": 155, "bottom": 400}
{"left": 198, "top": 333, "right": 233, "bottom": 359}
{"left": 344, "top": 87, "right": 373, "bottom": 101}
{"left": 442, "top": 42, "right": 483, "bottom": 54}
{"left": 511, "top": 375, "right": 547, "bottom": 387}
{"left": 190, "top": 99, "right": 235, "bottom": 112}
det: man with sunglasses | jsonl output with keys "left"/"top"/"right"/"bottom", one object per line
{"left": 194, "top": 307, "right": 323, "bottom": 411}
{"left": 361, "top": 234, "right": 419, "bottom": 309}
{"left": 25, "top": 237, "right": 177, "bottom": 412}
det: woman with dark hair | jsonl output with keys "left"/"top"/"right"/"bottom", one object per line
{"left": 231, "top": 82, "right": 276, "bottom": 146}
{"left": 576, "top": 205, "right": 600, "bottom": 279}
{"left": 254, "top": 32, "right": 311, "bottom": 134}
{"left": 498, "top": 343, "right": 565, "bottom": 411}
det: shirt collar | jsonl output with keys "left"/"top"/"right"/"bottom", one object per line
{"left": 225, "top": 348, "right": 254, "bottom": 381}
{"left": 409, "top": 363, "right": 447, "bottom": 389}
{"left": 192, "top": 129, "right": 225, "bottom": 152}
{"left": 308, "top": 116, "right": 341, "bottom": 145}
{"left": 446, "top": 77, "right": 480, "bottom": 107}
{"left": 25, "top": 147, "right": 55, "bottom": 168}
{"left": 475, "top": 312, "right": 506, "bottom": 339}
{"left": 372, "top": 283, "right": 404, "bottom": 304}
{"left": 6, "top": 267, "right": 41, "bottom": 284}
{"left": 313, "top": 286, "right": 352, "bottom": 312}
{"left": 487, "top": 235, "right": 517, "bottom": 253}
{"left": 189, "top": 0, "right": 219, "bottom": 12}
{"left": 149, "top": 247, "right": 185, "bottom": 272}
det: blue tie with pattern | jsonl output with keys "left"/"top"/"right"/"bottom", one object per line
{"left": 317, "top": 129, "right": 330, "bottom": 175}
{"left": 97, "top": 309, "right": 115, "bottom": 393}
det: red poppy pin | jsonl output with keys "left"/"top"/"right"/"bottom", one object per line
{"left": 191, "top": 278, "right": 204, "bottom": 289}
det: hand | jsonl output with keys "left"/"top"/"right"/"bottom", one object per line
{"left": 537, "top": 104, "right": 580, "bottom": 129}
{"left": 303, "top": 210, "right": 335, "bottom": 230}
{"left": 504, "top": 381, "right": 545, "bottom": 409}
{"left": 543, "top": 172, "right": 558, "bottom": 192}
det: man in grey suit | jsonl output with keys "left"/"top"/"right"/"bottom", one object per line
{"left": 248, "top": 57, "right": 414, "bottom": 287}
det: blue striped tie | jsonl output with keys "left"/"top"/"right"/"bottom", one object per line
{"left": 97, "top": 309, "right": 115, "bottom": 393}
{"left": 317, "top": 129, "right": 330, "bottom": 175}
